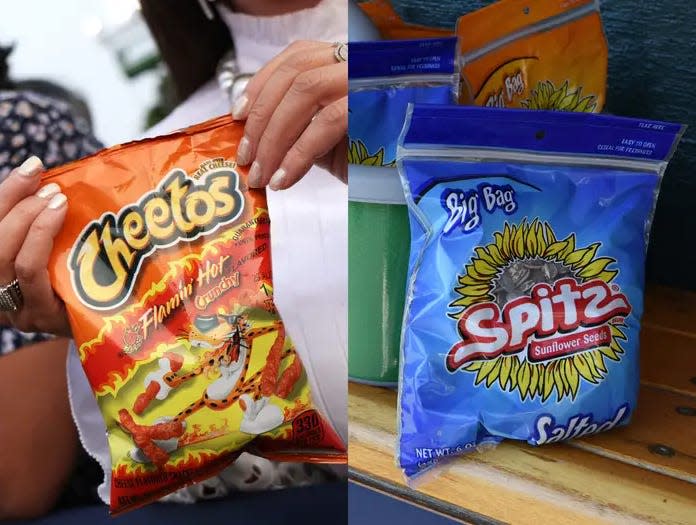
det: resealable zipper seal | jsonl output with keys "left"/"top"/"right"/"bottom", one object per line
{"left": 398, "top": 104, "right": 685, "bottom": 175}
{"left": 459, "top": 0, "right": 602, "bottom": 65}
{"left": 349, "top": 37, "right": 459, "bottom": 93}
{"left": 397, "top": 104, "right": 685, "bottom": 254}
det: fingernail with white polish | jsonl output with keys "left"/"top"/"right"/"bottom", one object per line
{"left": 47, "top": 193, "right": 67, "bottom": 210}
{"left": 17, "top": 156, "right": 43, "bottom": 177}
{"left": 248, "top": 161, "right": 262, "bottom": 187}
{"left": 268, "top": 168, "right": 286, "bottom": 191}
{"left": 237, "top": 136, "right": 251, "bottom": 166}
{"left": 36, "top": 182, "right": 60, "bottom": 199}
{"left": 231, "top": 94, "right": 249, "bottom": 120}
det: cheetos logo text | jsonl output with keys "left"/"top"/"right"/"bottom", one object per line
{"left": 69, "top": 166, "right": 244, "bottom": 310}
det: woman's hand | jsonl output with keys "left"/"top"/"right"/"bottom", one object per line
{"left": 232, "top": 40, "right": 347, "bottom": 190}
{"left": 0, "top": 157, "right": 70, "bottom": 336}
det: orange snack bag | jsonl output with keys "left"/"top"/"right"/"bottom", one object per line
{"left": 44, "top": 115, "right": 345, "bottom": 514}
{"left": 457, "top": 0, "right": 607, "bottom": 112}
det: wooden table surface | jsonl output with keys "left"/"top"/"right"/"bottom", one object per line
{"left": 348, "top": 286, "right": 696, "bottom": 525}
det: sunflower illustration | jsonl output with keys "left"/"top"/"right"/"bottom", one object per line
{"left": 521, "top": 80, "right": 597, "bottom": 112}
{"left": 451, "top": 220, "right": 627, "bottom": 402}
{"left": 348, "top": 139, "right": 396, "bottom": 167}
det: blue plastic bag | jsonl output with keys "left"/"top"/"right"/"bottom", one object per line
{"left": 348, "top": 38, "right": 458, "bottom": 168}
{"left": 396, "top": 104, "right": 685, "bottom": 479}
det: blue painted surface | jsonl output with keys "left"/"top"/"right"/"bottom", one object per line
{"left": 363, "top": 0, "right": 696, "bottom": 289}
{"left": 349, "top": 483, "right": 461, "bottom": 524}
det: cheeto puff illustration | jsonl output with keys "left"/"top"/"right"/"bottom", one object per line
{"left": 124, "top": 314, "right": 297, "bottom": 466}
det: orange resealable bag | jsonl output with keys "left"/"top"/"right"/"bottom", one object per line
{"left": 44, "top": 115, "right": 345, "bottom": 514}
{"left": 457, "top": 0, "right": 607, "bottom": 112}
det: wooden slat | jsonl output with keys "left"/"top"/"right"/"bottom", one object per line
{"left": 640, "top": 326, "right": 696, "bottom": 397}
{"left": 349, "top": 474, "right": 497, "bottom": 525}
{"left": 348, "top": 286, "right": 696, "bottom": 523}
{"left": 349, "top": 383, "right": 696, "bottom": 525}
{"left": 643, "top": 286, "right": 696, "bottom": 337}
{"left": 350, "top": 439, "right": 600, "bottom": 525}
{"left": 571, "top": 385, "right": 696, "bottom": 483}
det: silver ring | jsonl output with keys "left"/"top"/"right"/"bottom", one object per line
{"left": 0, "top": 279, "right": 22, "bottom": 312}
{"left": 333, "top": 42, "right": 348, "bottom": 63}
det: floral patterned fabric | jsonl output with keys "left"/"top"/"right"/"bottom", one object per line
{"left": 0, "top": 89, "right": 102, "bottom": 357}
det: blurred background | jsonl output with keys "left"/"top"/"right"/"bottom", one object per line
{"left": 0, "top": 0, "right": 172, "bottom": 146}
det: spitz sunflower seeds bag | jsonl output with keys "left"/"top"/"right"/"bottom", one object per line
{"left": 348, "top": 38, "right": 458, "bottom": 168}
{"left": 457, "top": 0, "right": 607, "bottom": 112}
{"left": 44, "top": 115, "right": 345, "bottom": 514}
{"left": 396, "top": 104, "right": 684, "bottom": 479}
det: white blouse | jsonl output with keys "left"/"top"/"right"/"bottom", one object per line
{"left": 66, "top": 0, "right": 347, "bottom": 504}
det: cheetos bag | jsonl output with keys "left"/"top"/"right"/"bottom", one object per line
{"left": 44, "top": 115, "right": 345, "bottom": 514}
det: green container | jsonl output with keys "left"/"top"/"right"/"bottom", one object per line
{"left": 348, "top": 166, "right": 410, "bottom": 387}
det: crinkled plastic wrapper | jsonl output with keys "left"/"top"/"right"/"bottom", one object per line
{"left": 457, "top": 0, "right": 607, "bottom": 112}
{"left": 396, "top": 104, "right": 684, "bottom": 480}
{"left": 348, "top": 38, "right": 458, "bottom": 168}
{"left": 45, "top": 115, "right": 346, "bottom": 514}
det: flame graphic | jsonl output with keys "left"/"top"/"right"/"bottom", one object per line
{"left": 283, "top": 399, "right": 310, "bottom": 422}
{"left": 113, "top": 448, "right": 231, "bottom": 480}
{"left": 81, "top": 207, "right": 270, "bottom": 395}
{"left": 113, "top": 462, "right": 153, "bottom": 480}
{"left": 168, "top": 449, "right": 224, "bottom": 470}
{"left": 178, "top": 419, "right": 230, "bottom": 446}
